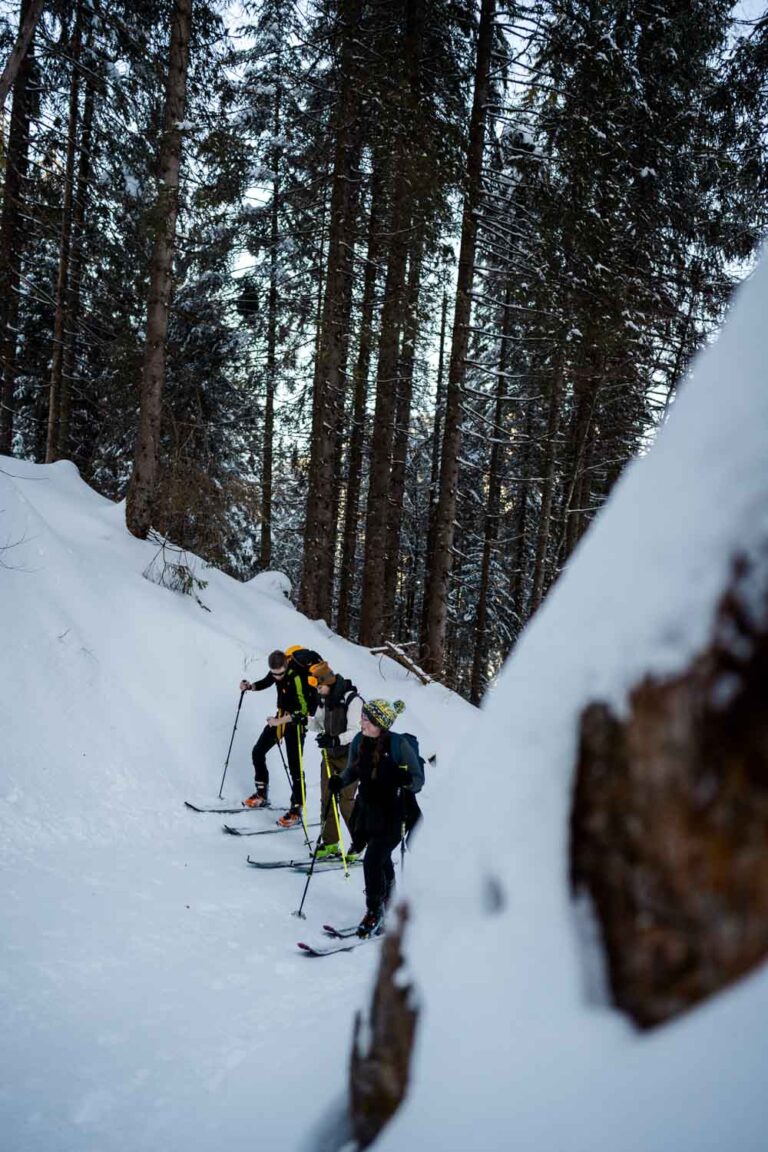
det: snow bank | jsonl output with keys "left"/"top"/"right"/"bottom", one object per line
{"left": 375, "top": 253, "right": 768, "bottom": 1152}
{"left": 245, "top": 569, "right": 292, "bottom": 599}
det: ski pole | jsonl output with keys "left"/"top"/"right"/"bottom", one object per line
{"left": 323, "top": 750, "right": 349, "bottom": 879}
{"left": 400, "top": 821, "right": 407, "bottom": 873}
{"left": 297, "top": 717, "right": 310, "bottom": 843}
{"left": 218, "top": 690, "right": 245, "bottom": 799}
{"left": 275, "top": 722, "right": 311, "bottom": 851}
{"left": 274, "top": 716, "right": 295, "bottom": 791}
{"left": 292, "top": 795, "right": 334, "bottom": 920}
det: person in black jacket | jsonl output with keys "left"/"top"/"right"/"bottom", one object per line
{"left": 329, "top": 697, "right": 423, "bottom": 937}
{"left": 239, "top": 648, "right": 319, "bottom": 825}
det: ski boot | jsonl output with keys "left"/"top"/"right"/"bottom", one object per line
{"left": 316, "top": 842, "right": 341, "bottom": 860}
{"left": 243, "top": 787, "right": 269, "bottom": 809}
{"left": 357, "top": 908, "right": 384, "bottom": 938}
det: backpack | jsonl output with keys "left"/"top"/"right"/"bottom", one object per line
{"left": 389, "top": 732, "right": 426, "bottom": 836}
{"left": 389, "top": 732, "right": 426, "bottom": 794}
{"left": 285, "top": 646, "right": 323, "bottom": 673}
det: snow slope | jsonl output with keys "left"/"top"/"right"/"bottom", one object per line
{"left": 4, "top": 254, "right": 767, "bottom": 1152}
{"left": 0, "top": 458, "right": 473, "bottom": 1152}
{"left": 368, "top": 255, "right": 768, "bottom": 1150}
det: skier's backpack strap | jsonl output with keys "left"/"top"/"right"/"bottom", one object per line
{"left": 285, "top": 647, "right": 323, "bottom": 715}
{"left": 389, "top": 732, "right": 425, "bottom": 794}
{"left": 343, "top": 686, "right": 361, "bottom": 711}
{"left": 293, "top": 672, "right": 308, "bottom": 716}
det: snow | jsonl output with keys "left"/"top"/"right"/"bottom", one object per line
{"left": 245, "top": 569, "right": 292, "bottom": 600}
{"left": 122, "top": 167, "right": 139, "bottom": 197}
{"left": 368, "top": 252, "right": 768, "bottom": 1151}
{"left": 0, "top": 456, "right": 473, "bottom": 1151}
{"left": 3, "top": 249, "right": 768, "bottom": 1151}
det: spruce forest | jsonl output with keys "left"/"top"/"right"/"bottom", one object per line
{"left": 1, "top": 0, "right": 766, "bottom": 702}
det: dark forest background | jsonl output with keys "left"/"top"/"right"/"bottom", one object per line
{"left": 1, "top": 0, "right": 766, "bottom": 700}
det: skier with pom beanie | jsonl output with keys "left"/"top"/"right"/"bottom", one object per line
{"left": 328, "top": 698, "right": 423, "bottom": 937}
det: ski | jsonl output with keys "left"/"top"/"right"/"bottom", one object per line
{"left": 291, "top": 858, "right": 362, "bottom": 875}
{"left": 185, "top": 801, "right": 267, "bottom": 814}
{"left": 222, "top": 820, "right": 321, "bottom": 837}
{"left": 246, "top": 855, "right": 312, "bottom": 870}
{"left": 245, "top": 854, "right": 361, "bottom": 872}
{"left": 322, "top": 923, "right": 360, "bottom": 939}
{"left": 297, "top": 934, "right": 381, "bottom": 957}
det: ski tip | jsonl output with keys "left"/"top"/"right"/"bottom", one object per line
{"left": 297, "top": 942, "right": 312, "bottom": 953}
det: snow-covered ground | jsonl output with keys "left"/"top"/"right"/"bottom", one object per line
{"left": 0, "top": 457, "right": 472, "bottom": 1152}
{"left": 3, "top": 250, "right": 768, "bottom": 1152}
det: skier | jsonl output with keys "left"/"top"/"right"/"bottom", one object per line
{"left": 239, "top": 647, "right": 320, "bottom": 826}
{"left": 328, "top": 698, "right": 423, "bottom": 937}
{"left": 306, "top": 660, "right": 363, "bottom": 860}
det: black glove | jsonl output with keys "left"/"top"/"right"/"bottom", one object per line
{"left": 328, "top": 774, "right": 344, "bottom": 796}
{"left": 316, "top": 732, "right": 334, "bottom": 750}
{"left": 292, "top": 712, "right": 308, "bottom": 727}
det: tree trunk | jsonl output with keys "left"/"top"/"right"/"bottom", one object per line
{"left": 357, "top": 189, "right": 410, "bottom": 646}
{"left": 469, "top": 280, "right": 511, "bottom": 704}
{"left": 46, "top": 1, "right": 84, "bottom": 464}
{"left": 0, "top": 0, "right": 34, "bottom": 455}
{"left": 419, "top": 288, "right": 448, "bottom": 653}
{"left": 429, "top": 290, "right": 449, "bottom": 507}
{"left": 508, "top": 381, "right": 535, "bottom": 633}
{"left": 260, "top": 79, "right": 282, "bottom": 571}
{"left": 298, "top": 0, "right": 363, "bottom": 621}
{"left": 420, "top": 0, "right": 495, "bottom": 675}
{"left": 359, "top": 0, "right": 426, "bottom": 649}
{"left": 382, "top": 242, "right": 423, "bottom": 635}
{"left": 529, "top": 363, "right": 562, "bottom": 615}
{"left": 0, "top": 0, "right": 44, "bottom": 107}
{"left": 572, "top": 552, "right": 768, "bottom": 1028}
{"left": 58, "top": 58, "right": 97, "bottom": 461}
{"left": 558, "top": 357, "right": 600, "bottom": 568}
{"left": 326, "top": 227, "right": 358, "bottom": 608}
{"left": 336, "top": 163, "right": 384, "bottom": 638}
{"left": 349, "top": 904, "right": 418, "bottom": 1148}
{"left": 125, "top": 0, "right": 191, "bottom": 539}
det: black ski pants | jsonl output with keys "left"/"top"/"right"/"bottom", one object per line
{"left": 362, "top": 825, "right": 401, "bottom": 915}
{"left": 252, "top": 720, "right": 306, "bottom": 808}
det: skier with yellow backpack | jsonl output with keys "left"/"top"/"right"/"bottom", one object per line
{"left": 239, "top": 646, "right": 321, "bottom": 826}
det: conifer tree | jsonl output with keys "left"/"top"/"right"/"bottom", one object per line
{"left": 126, "top": 0, "right": 192, "bottom": 539}
{"left": 0, "top": 0, "right": 37, "bottom": 454}
{"left": 420, "top": 0, "right": 495, "bottom": 674}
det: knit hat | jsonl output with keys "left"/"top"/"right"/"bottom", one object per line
{"left": 308, "top": 660, "right": 337, "bottom": 688}
{"left": 362, "top": 698, "right": 406, "bottom": 731}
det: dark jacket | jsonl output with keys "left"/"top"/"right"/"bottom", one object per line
{"left": 251, "top": 660, "right": 318, "bottom": 718}
{"left": 312, "top": 676, "right": 362, "bottom": 748}
{"left": 338, "top": 730, "right": 421, "bottom": 837}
